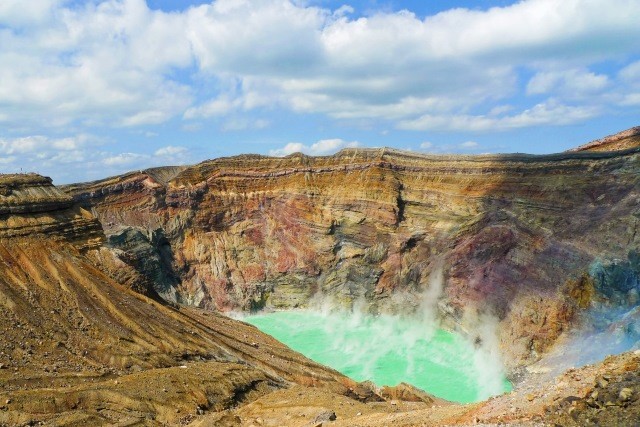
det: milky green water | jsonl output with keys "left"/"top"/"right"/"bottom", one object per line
{"left": 244, "top": 310, "right": 511, "bottom": 403}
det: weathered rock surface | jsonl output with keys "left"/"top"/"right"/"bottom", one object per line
{"left": 1, "top": 126, "right": 640, "bottom": 425}
{"left": 63, "top": 129, "right": 640, "bottom": 368}
{"left": 0, "top": 174, "right": 103, "bottom": 250}
{"left": 0, "top": 174, "right": 360, "bottom": 426}
{"left": 570, "top": 126, "right": 640, "bottom": 152}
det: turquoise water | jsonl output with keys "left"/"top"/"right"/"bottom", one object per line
{"left": 245, "top": 310, "right": 512, "bottom": 403}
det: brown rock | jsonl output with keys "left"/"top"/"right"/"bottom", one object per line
{"left": 619, "top": 387, "right": 633, "bottom": 402}
{"left": 380, "top": 382, "right": 438, "bottom": 404}
{"left": 63, "top": 133, "right": 640, "bottom": 369}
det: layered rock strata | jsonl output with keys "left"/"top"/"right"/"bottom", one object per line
{"left": 0, "top": 174, "right": 103, "bottom": 250}
{"left": 1, "top": 127, "right": 639, "bottom": 425}
{"left": 0, "top": 174, "right": 365, "bottom": 426}
{"left": 570, "top": 126, "right": 640, "bottom": 152}
{"left": 63, "top": 131, "right": 640, "bottom": 368}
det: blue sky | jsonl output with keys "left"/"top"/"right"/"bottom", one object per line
{"left": 1, "top": 0, "right": 639, "bottom": 183}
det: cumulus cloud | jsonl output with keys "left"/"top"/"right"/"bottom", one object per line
{"left": 0, "top": 0, "right": 638, "bottom": 135}
{"left": 0, "top": 0, "right": 60, "bottom": 26}
{"left": 0, "top": 134, "right": 93, "bottom": 157}
{"left": 269, "top": 138, "right": 360, "bottom": 157}
{"left": 0, "top": 134, "right": 98, "bottom": 179}
{"left": 0, "top": 0, "right": 192, "bottom": 128}
{"left": 180, "top": 0, "right": 639, "bottom": 126}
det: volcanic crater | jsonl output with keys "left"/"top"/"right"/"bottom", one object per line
{"left": 1, "top": 127, "right": 639, "bottom": 426}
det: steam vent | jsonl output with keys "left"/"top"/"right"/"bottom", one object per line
{"left": 0, "top": 127, "right": 637, "bottom": 426}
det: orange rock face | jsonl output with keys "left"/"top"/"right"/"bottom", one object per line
{"left": 63, "top": 137, "right": 640, "bottom": 365}
{"left": 0, "top": 172, "right": 359, "bottom": 425}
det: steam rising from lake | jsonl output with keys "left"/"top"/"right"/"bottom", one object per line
{"left": 244, "top": 266, "right": 511, "bottom": 402}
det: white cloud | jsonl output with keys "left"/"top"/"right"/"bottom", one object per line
{"left": 0, "top": 0, "right": 639, "bottom": 136}
{"left": 0, "top": 133, "right": 193, "bottom": 182}
{"left": 399, "top": 99, "right": 600, "bottom": 131}
{"left": 489, "top": 105, "right": 513, "bottom": 116}
{"left": 0, "top": 0, "right": 60, "bottom": 26}
{"left": 184, "top": 96, "right": 242, "bottom": 119}
{"left": 102, "top": 152, "right": 148, "bottom": 166}
{"left": 527, "top": 68, "right": 610, "bottom": 97}
{"left": 183, "top": 0, "right": 636, "bottom": 122}
{"left": 221, "top": 118, "right": 270, "bottom": 131}
{"left": 154, "top": 146, "right": 187, "bottom": 157}
{"left": 0, "top": 134, "right": 99, "bottom": 179}
{"left": 269, "top": 138, "right": 360, "bottom": 156}
{"left": 420, "top": 141, "right": 433, "bottom": 149}
{"left": 0, "top": 134, "right": 93, "bottom": 156}
{"left": 0, "top": 0, "right": 192, "bottom": 128}
{"left": 619, "top": 93, "right": 640, "bottom": 106}
{"left": 619, "top": 60, "right": 640, "bottom": 82}
{"left": 186, "top": 0, "right": 326, "bottom": 75}
{"left": 460, "top": 141, "right": 478, "bottom": 148}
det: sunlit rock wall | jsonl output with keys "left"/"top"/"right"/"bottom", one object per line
{"left": 63, "top": 143, "right": 640, "bottom": 366}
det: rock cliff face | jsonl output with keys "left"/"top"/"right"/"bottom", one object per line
{"left": 570, "top": 126, "right": 640, "bottom": 152}
{"left": 63, "top": 129, "right": 640, "bottom": 367}
{"left": 0, "top": 174, "right": 104, "bottom": 250}
{"left": 0, "top": 173, "right": 363, "bottom": 426}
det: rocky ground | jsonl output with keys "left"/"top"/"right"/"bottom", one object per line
{"left": 173, "top": 349, "right": 640, "bottom": 426}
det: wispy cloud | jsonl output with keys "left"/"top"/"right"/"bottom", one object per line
{"left": 399, "top": 100, "right": 600, "bottom": 132}
{"left": 0, "top": 134, "right": 192, "bottom": 183}
{"left": 269, "top": 138, "right": 360, "bottom": 157}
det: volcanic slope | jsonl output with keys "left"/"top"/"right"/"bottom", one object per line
{"left": 63, "top": 128, "right": 640, "bottom": 369}
{"left": 0, "top": 174, "right": 372, "bottom": 426}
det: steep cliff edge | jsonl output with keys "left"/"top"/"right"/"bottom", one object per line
{"left": 0, "top": 174, "right": 104, "bottom": 250}
{"left": 63, "top": 130, "right": 640, "bottom": 369}
{"left": 0, "top": 174, "right": 365, "bottom": 426}
{"left": 570, "top": 126, "right": 640, "bottom": 152}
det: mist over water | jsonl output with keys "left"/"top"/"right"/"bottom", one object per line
{"left": 243, "top": 264, "right": 512, "bottom": 402}
{"left": 245, "top": 309, "right": 511, "bottom": 403}
{"left": 533, "top": 305, "right": 640, "bottom": 376}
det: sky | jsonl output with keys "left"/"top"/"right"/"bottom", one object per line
{"left": 1, "top": 0, "right": 639, "bottom": 184}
